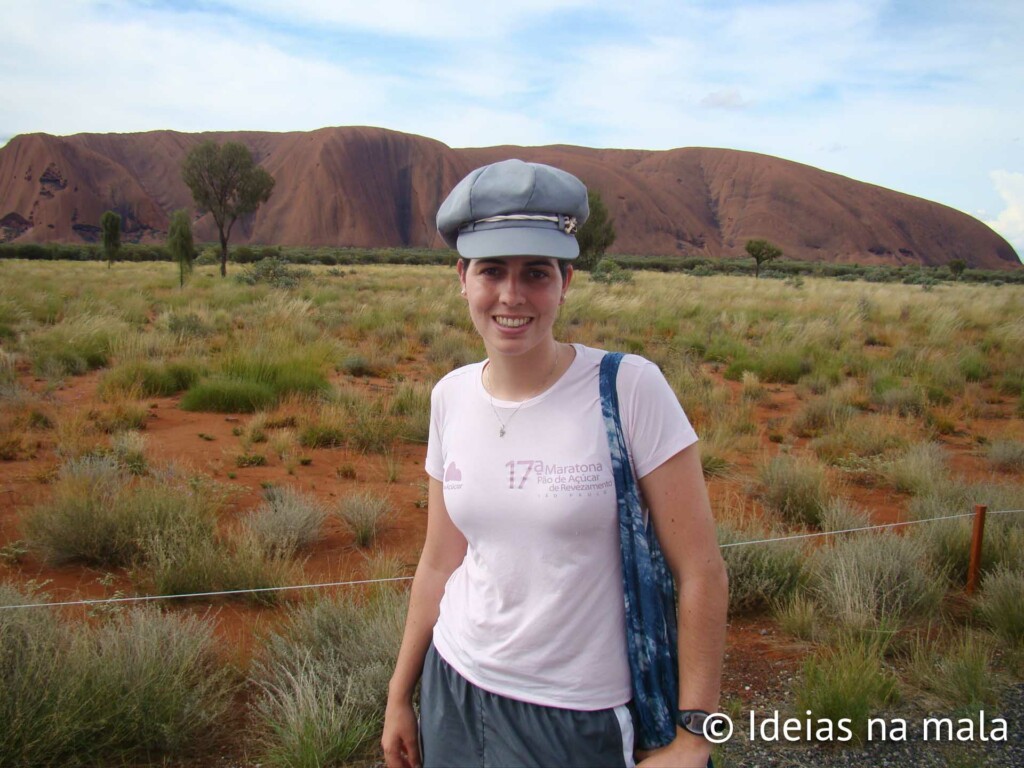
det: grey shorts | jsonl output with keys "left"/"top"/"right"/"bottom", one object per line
{"left": 420, "top": 644, "right": 636, "bottom": 768}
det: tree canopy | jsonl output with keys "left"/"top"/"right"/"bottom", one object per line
{"left": 181, "top": 141, "right": 275, "bottom": 277}
{"left": 100, "top": 210, "right": 121, "bottom": 269}
{"left": 575, "top": 190, "right": 617, "bottom": 271}
{"left": 745, "top": 239, "right": 783, "bottom": 278}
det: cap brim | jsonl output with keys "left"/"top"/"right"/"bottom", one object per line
{"left": 456, "top": 227, "right": 579, "bottom": 260}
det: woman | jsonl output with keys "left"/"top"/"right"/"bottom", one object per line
{"left": 382, "top": 159, "right": 728, "bottom": 768}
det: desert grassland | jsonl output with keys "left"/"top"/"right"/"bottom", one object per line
{"left": 1, "top": 258, "right": 1023, "bottom": 767}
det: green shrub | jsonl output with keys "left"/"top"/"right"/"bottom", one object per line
{"left": 220, "top": 350, "right": 331, "bottom": 399}
{"left": 425, "top": 334, "right": 482, "bottom": 372}
{"left": 252, "top": 589, "right": 408, "bottom": 766}
{"left": 216, "top": 529, "right": 299, "bottom": 606}
{"left": 791, "top": 396, "right": 856, "bottom": 438}
{"left": 591, "top": 259, "right": 634, "bottom": 284}
{"left": 110, "top": 430, "right": 148, "bottom": 475}
{"left": 0, "top": 583, "right": 71, "bottom": 765}
{"left": 0, "top": 583, "right": 233, "bottom": 766}
{"left": 181, "top": 377, "right": 277, "bottom": 413}
{"left": 27, "top": 314, "right": 123, "bottom": 377}
{"left": 718, "top": 522, "right": 806, "bottom": 614}
{"left": 237, "top": 257, "right": 310, "bottom": 288}
{"left": 819, "top": 498, "right": 872, "bottom": 533}
{"left": 337, "top": 491, "right": 393, "bottom": 548}
{"left": 907, "top": 632, "right": 998, "bottom": 709}
{"left": 91, "top": 400, "right": 150, "bottom": 433}
{"left": 347, "top": 402, "right": 400, "bottom": 454}
{"left": 389, "top": 382, "right": 432, "bottom": 443}
{"left": 99, "top": 359, "right": 201, "bottom": 398}
{"left": 774, "top": 594, "right": 820, "bottom": 641}
{"left": 958, "top": 350, "right": 990, "bottom": 382}
{"left": 299, "top": 422, "right": 347, "bottom": 448}
{"left": 909, "top": 481, "right": 1024, "bottom": 582}
{"left": 985, "top": 439, "right": 1024, "bottom": 472}
{"left": 23, "top": 457, "right": 217, "bottom": 568}
{"left": 795, "top": 638, "right": 898, "bottom": 744}
{"left": 236, "top": 452, "right": 268, "bottom": 468}
{"left": 976, "top": 566, "right": 1024, "bottom": 646}
{"left": 182, "top": 347, "right": 329, "bottom": 413}
{"left": 166, "top": 311, "right": 213, "bottom": 339}
{"left": 340, "top": 354, "right": 376, "bottom": 377}
{"left": 810, "top": 532, "right": 944, "bottom": 633}
{"left": 875, "top": 385, "right": 927, "bottom": 416}
{"left": 880, "top": 442, "right": 946, "bottom": 495}
{"left": 80, "top": 608, "right": 234, "bottom": 755}
{"left": 757, "top": 348, "right": 814, "bottom": 384}
{"left": 810, "top": 416, "right": 909, "bottom": 465}
{"left": 758, "top": 454, "right": 830, "bottom": 527}
{"left": 244, "top": 486, "right": 327, "bottom": 557}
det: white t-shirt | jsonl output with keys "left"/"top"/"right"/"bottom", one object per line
{"left": 425, "top": 344, "right": 698, "bottom": 711}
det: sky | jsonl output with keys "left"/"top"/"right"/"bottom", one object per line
{"left": 2, "top": 0, "right": 1022, "bottom": 260}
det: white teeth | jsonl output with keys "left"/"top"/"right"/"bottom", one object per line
{"left": 495, "top": 316, "right": 531, "bottom": 328}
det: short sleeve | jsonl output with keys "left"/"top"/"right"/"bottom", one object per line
{"left": 424, "top": 383, "right": 445, "bottom": 481}
{"left": 617, "top": 356, "right": 699, "bottom": 479}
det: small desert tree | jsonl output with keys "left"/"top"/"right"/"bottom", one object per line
{"left": 181, "top": 141, "right": 275, "bottom": 277}
{"left": 167, "top": 209, "right": 196, "bottom": 288}
{"left": 576, "top": 190, "right": 616, "bottom": 271}
{"left": 948, "top": 258, "right": 967, "bottom": 281}
{"left": 100, "top": 210, "right": 121, "bottom": 269}
{"left": 745, "top": 238, "right": 783, "bottom": 279}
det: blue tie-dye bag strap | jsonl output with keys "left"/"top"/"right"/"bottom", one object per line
{"left": 599, "top": 352, "right": 680, "bottom": 750}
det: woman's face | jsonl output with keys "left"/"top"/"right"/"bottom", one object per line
{"left": 458, "top": 256, "right": 572, "bottom": 358}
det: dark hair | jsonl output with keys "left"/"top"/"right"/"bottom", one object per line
{"left": 458, "top": 257, "right": 571, "bottom": 282}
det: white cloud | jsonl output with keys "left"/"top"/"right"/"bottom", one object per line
{"left": 0, "top": 2, "right": 393, "bottom": 136}
{"left": 984, "top": 170, "right": 1024, "bottom": 260}
{"left": 700, "top": 89, "right": 749, "bottom": 110}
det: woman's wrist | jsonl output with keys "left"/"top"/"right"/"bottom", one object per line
{"left": 387, "top": 674, "right": 417, "bottom": 704}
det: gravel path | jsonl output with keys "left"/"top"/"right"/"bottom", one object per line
{"left": 712, "top": 683, "right": 1023, "bottom": 767}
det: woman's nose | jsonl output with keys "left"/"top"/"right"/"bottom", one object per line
{"left": 499, "top": 275, "right": 525, "bottom": 305}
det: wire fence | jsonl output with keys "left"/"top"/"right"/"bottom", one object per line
{"left": 1, "top": 508, "right": 1022, "bottom": 612}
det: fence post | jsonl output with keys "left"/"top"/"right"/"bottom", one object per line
{"left": 966, "top": 504, "right": 987, "bottom": 595}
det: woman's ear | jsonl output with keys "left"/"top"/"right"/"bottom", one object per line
{"left": 561, "top": 264, "right": 574, "bottom": 302}
{"left": 457, "top": 258, "right": 468, "bottom": 297}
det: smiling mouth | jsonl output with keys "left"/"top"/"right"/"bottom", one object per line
{"left": 494, "top": 316, "right": 532, "bottom": 328}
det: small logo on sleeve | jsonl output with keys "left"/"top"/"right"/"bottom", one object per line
{"left": 444, "top": 461, "right": 463, "bottom": 490}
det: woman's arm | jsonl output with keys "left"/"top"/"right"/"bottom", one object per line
{"left": 382, "top": 477, "right": 468, "bottom": 768}
{"left": 636, "top": 442, "right": 729, "bottom": 768}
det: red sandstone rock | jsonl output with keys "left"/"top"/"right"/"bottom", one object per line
{"left": 0, "top": 127, "right": 1018, "bottom": 269}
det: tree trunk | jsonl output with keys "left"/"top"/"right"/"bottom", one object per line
{"left": 220, "top": 233, "right": 229, "bottom": 278}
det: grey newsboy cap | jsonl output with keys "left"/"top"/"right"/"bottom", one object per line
{"left": 437, "top": 159, "right": 589, "bottom": 260}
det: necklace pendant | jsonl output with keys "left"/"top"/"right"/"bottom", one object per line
{"left": 499, "top": 426, "right": 506, "bottom": 438}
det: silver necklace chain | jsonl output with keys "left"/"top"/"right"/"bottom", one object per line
{"left": 485, "top": 344, "right": 560, "bottom": 438}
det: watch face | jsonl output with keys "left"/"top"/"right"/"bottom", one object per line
{"left": 679, "top": 710, "right": 709, "bottom": 736}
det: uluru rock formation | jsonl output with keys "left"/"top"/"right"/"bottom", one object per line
{"left": 0, "top": 126, "right": 1019, "bottom": 270}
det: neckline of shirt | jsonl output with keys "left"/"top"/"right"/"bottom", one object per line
{"left": 476, "top": 342, "right": 587, "bottom": 409}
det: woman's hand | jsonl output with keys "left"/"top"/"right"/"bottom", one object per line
{"left": 634, "top": 729, "right": 708, "bottom": 768}
{"left": 636, "top": 730, "right": 711, "bottom": 767}
{"left": 381, "top": 698, "right": 420, "bottom": 768}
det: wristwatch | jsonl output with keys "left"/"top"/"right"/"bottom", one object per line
{"left": 676, "top": 709, "right": 711, "bottom": 739}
